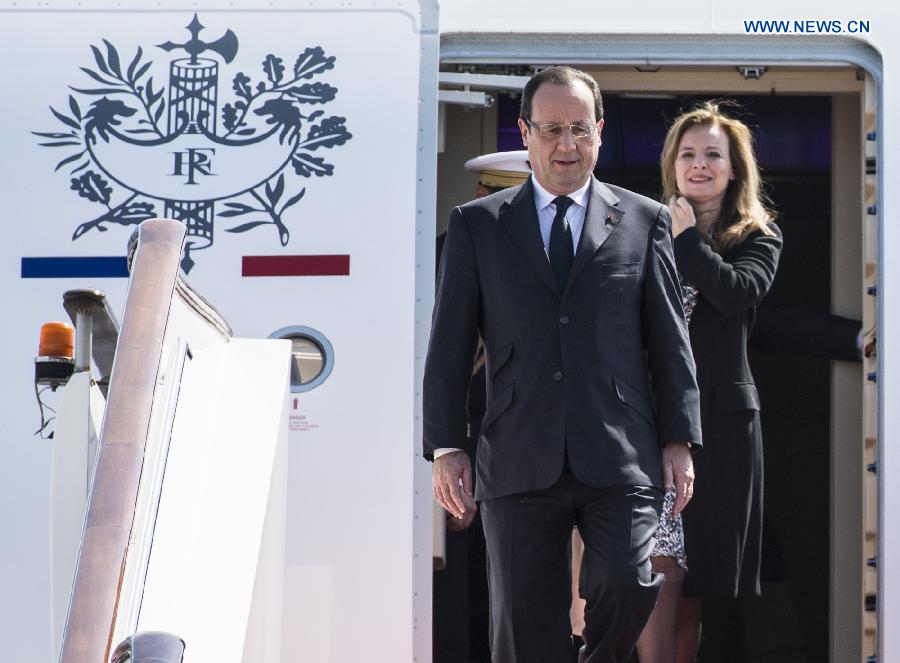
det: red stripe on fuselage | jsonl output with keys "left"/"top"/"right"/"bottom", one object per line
{"left": 242, "top": 255, "right": 350, "bottom": 277}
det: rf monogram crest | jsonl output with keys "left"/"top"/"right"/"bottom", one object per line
{"left": 34, "top": 15, "right": 353, "bottom": 272}
{"left": 171, "top": 148, "right": 216, "bottom": 185}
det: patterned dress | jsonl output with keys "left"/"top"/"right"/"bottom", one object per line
{"left": 651, "top": 280, "right": 699, "bottom": 570}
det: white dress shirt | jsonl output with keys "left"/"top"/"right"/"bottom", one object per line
{"left": 532, "top": 175, "right": 591, "bottom": 255}
{"left": 433, "top": 176, "right": 592, "bottom": 461}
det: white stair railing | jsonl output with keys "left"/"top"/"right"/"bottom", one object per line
{"left": 57, "top": 219, "right": 290, "bottom": 663}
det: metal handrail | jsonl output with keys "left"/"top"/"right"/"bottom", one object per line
{"left": 110, "top": 632, "right": 185, "bottom": 663}
{"left": 58, "top": 219, "right": 186, "bottom": 663}
{"left": 174, "top": 275, "right": 233, "bottom": 339}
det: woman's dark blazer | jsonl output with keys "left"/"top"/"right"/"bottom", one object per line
{"left": 673, "top": 222, "right": 782, "bottom": 598}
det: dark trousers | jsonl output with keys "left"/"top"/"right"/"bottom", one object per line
{"left": 480, "top": 468, "right": 663, "bottom": 663}
{"left": 434, "top": 508, "right": 491, "bottom": 663}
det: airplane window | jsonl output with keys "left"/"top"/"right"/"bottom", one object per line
{"left": 268, "top": 326, "right": 334, "bottom": 393}
{"left": 290, "top": 336, "right": 324, "bottom": 385}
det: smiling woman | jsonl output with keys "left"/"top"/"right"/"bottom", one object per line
{"left": 662, "top": 102, "right": 777, "bottom": 252}
{"left": 642, "top": 102, "right": 782, "bottom": 663}
{"left": 673, "top": 123, "right": 735, "bottom": 225}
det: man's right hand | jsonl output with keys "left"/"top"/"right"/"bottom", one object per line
{"left": 432, "top": 450, "right": 475, "bottom": 520}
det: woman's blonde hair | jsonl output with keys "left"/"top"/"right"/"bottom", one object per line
{"left": 660, "top": 101, "right": 775, "bottom": 251}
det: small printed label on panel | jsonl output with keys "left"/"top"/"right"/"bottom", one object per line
{"left": 289, "top": 396, "right": 319, "bottom": 433}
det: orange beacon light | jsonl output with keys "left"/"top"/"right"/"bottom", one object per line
{"left": 35, "top": 322, "right": 76, "bottom": 389}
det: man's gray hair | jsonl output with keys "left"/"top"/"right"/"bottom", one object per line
{"left": 519, "top": 66, "right": 604, "bottom": 122}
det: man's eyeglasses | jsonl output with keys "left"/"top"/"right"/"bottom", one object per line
{"left": 524, "top": 119, "right": 599, "bottom": 141}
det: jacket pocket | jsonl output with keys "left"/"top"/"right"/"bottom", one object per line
{"left": 489, "top": 342, "right": 513, "bottom": 379}
{"left": 481, "top": 382, "right": 514, "bottom": 432}
{"left": 613, "top": 376, "right": 656, "bottom": 426}
{"left": 590, "top": 260, "right": 642, "bottom": 276}
{"left": 713, "top": 382, "right": 760, "bottom": 412}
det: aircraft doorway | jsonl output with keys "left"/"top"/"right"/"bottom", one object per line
{"left": 436, "top": 66, "right": 865, "bottom": 663}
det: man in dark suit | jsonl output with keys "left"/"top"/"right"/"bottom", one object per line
{"left": 423, "top": 66, "right": 702, "bottom": 663}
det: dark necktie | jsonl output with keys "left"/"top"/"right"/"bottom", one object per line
{"left": 549, "top": 195, "right": 574, "bottom": 291}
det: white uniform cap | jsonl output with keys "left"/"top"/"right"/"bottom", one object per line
{"left": 464, "top": 150, "right": 531, "bottom": 189}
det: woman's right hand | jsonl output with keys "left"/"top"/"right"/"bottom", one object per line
{"left": 668, "top": 196, "right": 696, "bottom": 238}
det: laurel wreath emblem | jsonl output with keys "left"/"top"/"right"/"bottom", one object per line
{"left": 34, "top": 20, "right": 352, "bottom": 272}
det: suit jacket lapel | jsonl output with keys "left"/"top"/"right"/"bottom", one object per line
{"left": 500, "top": 178, "right": 560, "bottom": 297}
{"left": 567, "top": 178, "right": 624, "bottom": 291}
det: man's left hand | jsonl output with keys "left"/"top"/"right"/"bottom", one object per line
{"left": 662, "top": 441, "right": 695, "bottom": 515}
